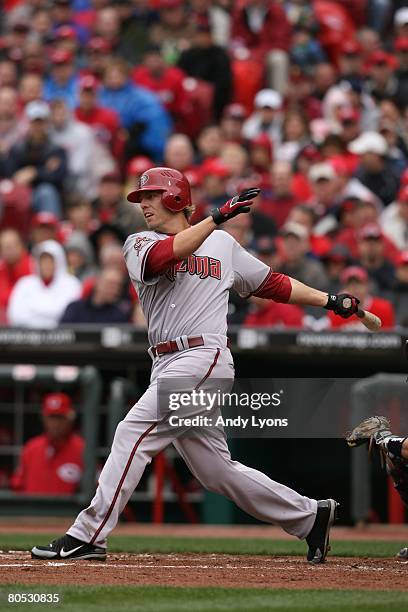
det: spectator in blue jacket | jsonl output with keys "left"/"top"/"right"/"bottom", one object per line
{"left": 43, "top": 49, "right": 79, "bottom": 110}
{"left": 99, "top": 57, "right": 172, "bottom": 162}
{"left": 60, "top": 267, "right": 132, "bottom": 324}
{"left": 6, "top": 101, "right": 67, "bottom": 218}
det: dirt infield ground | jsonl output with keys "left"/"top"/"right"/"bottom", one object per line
{"left": 1, "top": 522, "right": 408, "bottom": 591}
{"left": 0, "top": 551, "right": 407, "bottom": 591}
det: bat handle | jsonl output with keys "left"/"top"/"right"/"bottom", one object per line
{"left": 356, "top": 308, "right": 382, "bottom": 331}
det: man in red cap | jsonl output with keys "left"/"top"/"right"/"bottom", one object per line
{"left": 365, "top": 50, "right": 398, "bottom": 104}
{"left": 125, "top": 156, "right": 153, "bottom": 196}
{"left": 43, "top": 48, "right": 79, "bottom": 109}
{"left": 83, "top": 37, "right": 113, "bottom": 81}
{"left": 30, "top": 212, "right": 60, "bottom": 246}
{"left": 338, "top": 40, "right": 364, "bottom": 87}
{"left": 338, "top": 107, "right": 361, "bottom": 146}
{"left": 10, "top": 392, "right": 84, "bottom": 495}
{"left": 74, "top": 74, "right": 121, "bottom": 156}
{"left": 54, "top": 25, "right": 79, "bottom": 57}
{"left": 197, "top": 157, "right": 231, "bottom": 218}
{"left": 327, "top": 266, "right": 395, "bottom": 330}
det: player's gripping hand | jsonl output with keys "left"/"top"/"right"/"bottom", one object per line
{"left": 324, "top": 293, "right": 360, "bottom": 318}
{"left": 210, "top": 188, "right": 261, "bottom": 225}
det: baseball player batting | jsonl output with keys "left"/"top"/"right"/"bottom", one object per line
{"left": 32, "top": 167, "right": 361, "bottom": 564}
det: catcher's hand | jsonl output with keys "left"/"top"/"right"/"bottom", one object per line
{"left": 324, "top": 293, "right": 360, "bottom": 318}
{"left": 210, "top": 188, "right": 260, "bottom": 225}
{"left": 346, "top": 416, "right": 391, "bottom": 448}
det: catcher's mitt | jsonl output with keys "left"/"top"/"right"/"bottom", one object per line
{"left": 346, "top": 416, "right": 392, "bottom": 456}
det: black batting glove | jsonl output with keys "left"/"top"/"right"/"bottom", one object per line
{"left": 211, "top": 188, "right": 261, "bottom": 225}
{"left": 324, "top": 293, "right": 360, "bottom": 318}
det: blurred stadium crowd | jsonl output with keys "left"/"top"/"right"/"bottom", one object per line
{"left": 0, "top": 0, "right": 407, "bottom": 331}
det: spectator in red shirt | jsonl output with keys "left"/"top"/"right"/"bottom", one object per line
{"left": 259, "top": 160, "right": 299, "bottom": 228}
{"left": 75, "top": 74, "right": 121, "bottom": 156}
{"left": 132, "top": 45, "right": 189, "bottom": 126}
{"left": 230, "top": 0, "right": 291, "bottom": 94}
{"left": 10, "top": 393, "right": 84, "bottom": 495}
{"left": 244, "top": 295, "right": 304, "bottom": 328}
{"left": 0, "top": 228, "right": 33, "bottom": 313}
{"left": 327, "top": 266, "right": 395, "bottom": 330}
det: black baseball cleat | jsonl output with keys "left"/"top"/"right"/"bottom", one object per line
{"left": 306, "top": 499, "right": 339, "bottom": 564}
{"left": 31, "top": 534, "right": 106, "bottom": 561}
{"left": 397, "top": 547, "right": 408, "bottom": 560}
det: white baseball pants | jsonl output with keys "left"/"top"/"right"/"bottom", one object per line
{"left": 68, "top": 340, "right": 317, "bottom": 547}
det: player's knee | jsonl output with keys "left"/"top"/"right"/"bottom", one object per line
{"left": 112, "top": 420, "right": 129, "bottom": 444}
{"left": 197, "top": 463, "right": 232, "bottom": 493}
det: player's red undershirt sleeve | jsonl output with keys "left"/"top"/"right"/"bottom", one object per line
{"left": 145, "top": 236, "right": 180, "bottom": 277}
{"left": 251, "top": 269, "right": 292, "bottom": 303}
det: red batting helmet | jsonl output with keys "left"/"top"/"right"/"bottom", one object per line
{"left": 127, "top": 167, "right": 192, "bottom": 212}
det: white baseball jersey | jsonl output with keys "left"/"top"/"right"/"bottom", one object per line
{"left": 122, "top": 229, "right": 270, "bottom": 346}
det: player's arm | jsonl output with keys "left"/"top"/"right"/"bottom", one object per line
{"left": 254, "top": 274, "right": 360, "bottom": 318}
{"left": 232, "top": 242, "right": 360, "bottom": 319}
{"left": 287, "top": 277, "right": 330, "bottom": 307}
{"left": 146, "top": 189, "right": 260, "bottom": 275}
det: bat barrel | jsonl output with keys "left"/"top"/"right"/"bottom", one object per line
{"left": 356, "top": 309, "right": 382, "bottom": 331}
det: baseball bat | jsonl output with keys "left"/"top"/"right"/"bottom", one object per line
{"left": 356, "top": 309, "right": 382, "bottom": 331}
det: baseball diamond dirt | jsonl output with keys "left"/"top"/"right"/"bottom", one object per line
{"left": 1, "top": 552, "right": 407, "bottom": 591}
{"left": 1, "top": 523, "right": 408, "bottom": 591}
